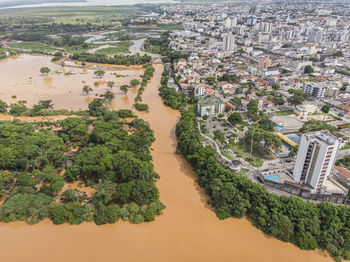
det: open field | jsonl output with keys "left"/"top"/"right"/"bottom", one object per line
{"left": 94, "top": 41, "right": 132, "bottom": 54}
{"left": 9, "top": 42, "right": 61, "bottom": 52}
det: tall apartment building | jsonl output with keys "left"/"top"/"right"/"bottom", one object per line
{"left": 308, "top": 28, "right": 323, "bottom": 43}
{"left": 223, "top": 32, "right": 235, "bottom": 52}
{"left": 302, "top": 83, "right": 327, "bottom": 99}
{"left": 292, "top": 130, "right": 340, "bottom": 193}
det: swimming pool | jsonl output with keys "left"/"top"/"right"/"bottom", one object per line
{"left": 265, "top": 174, "right": 281, "bottom": 183}
{"left": 275, "top": 125, "right": 284, "bottom": 131}
{"left": 285, "top": 134, "right": 301, "bottom": 145}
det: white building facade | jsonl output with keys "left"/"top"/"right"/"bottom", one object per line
{"left": 292, "top": 131, "right": 340, "bottom": 193}
{"left": 302, "top": 83, "right": 327, "bottom": 99}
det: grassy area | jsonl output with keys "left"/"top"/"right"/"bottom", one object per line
{"left": 329, "top": 113, "right": 341, "bottom": 120}
{"left": 157, "top": 23, "right": 183, "bottom": 30}
{"left": 232, "top": 168, "right": 249, "bottom": 175}
{"left": 245, "top": 157, "right": 263, "bottom": 167}
{"left": 9, "top": 42, "right": 60, "bottom": 53}
{"left": 219, "top": 147, "right": 234, "bottom": 161}
{"left": 341, "top": 144, "right": 350, "bottom": 150}
{"left": 95, "top": 42, "right": 131, "bottom": 55}
{"left": 276, "top": 109, "right": 295, "bottom": 116}
{"left": 199, "top": 135, "right": 209, "bottom": 142}
{"left": 144, "top": 45, "right": 162, "bottom": 55}
{"left": 228, "top": 143, "right": 250, "bottom": 158}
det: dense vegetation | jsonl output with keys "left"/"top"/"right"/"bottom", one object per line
{"left": 134, "top": 64, "right": 155, "bottom": 102}
{"left": 134, "top": 103, "right": 149, "bottom": 112}
{"left": 175, "top": 106, "right": 350, "bottom": 261}
{"left": 71, "top": 53, "right": 152, "bottom": 66}
{"left": 0, "top": 103, "right": 164, "bottom": 225}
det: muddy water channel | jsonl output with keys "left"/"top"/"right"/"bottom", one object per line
{"left": 0, "top": 57, "right": 333, "bottom": 262}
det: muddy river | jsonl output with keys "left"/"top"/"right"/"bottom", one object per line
{"left": 0, "top": 56, "right": 333, "bottom": 262}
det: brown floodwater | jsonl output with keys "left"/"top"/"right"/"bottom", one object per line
{"left": 0, "top": 58, "right": 334, "bottom": 262}
{"left": 0, "top": 54, "right": 143, "bottom": 111}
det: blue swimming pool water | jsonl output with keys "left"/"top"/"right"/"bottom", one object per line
{"left": 275, "top": 125, "right": 284, "bottom": 131}
{"left": 285, "top": 134, "right": 301, "bottom": 145}
{"left": 265, "top": 174, "right": 281, "bottom": 183}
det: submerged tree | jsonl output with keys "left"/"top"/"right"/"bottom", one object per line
{"left": 82, "top": 85, "right": 93, "bottom": 95}
{"left": 40, "top": 67, "right": 51, "bottom": 75}
{"left": 94, "top": 69, "right": 105, "bottom": 79}
{"left": 120, "top": 85, "right": 129, "bottom": 95}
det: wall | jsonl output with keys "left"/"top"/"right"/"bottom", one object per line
{"left": 257, "top": 173, "right": 348, "bottom": 205}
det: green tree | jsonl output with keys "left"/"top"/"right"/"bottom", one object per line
{"left": 40, "top": 67, "right": 50, "bottom": 75}
{"left": 205, "top": 77, "right": 216, "bottom": 85}
{"left": 0, "top": 100, "right": 8, "bottom": 113}
{"left": 94, "top": 69, "right": 105, "bottom": 79}
{"left": 228, "top": 112, "right": 243, "bottom": 125}
{"left": 287, "top": 95, "right": 304, "bottom": 107}
{"left": 272, "top": 83, "right": 280, "bottom": 90}
{"left": 88, "top": 98, "right": 107, "bottom": 116}
{"left": 130, "top": 79, "right": 140, "bottom": 87}
{"left": 120, "top": 85, "right": 129, "bottom": 94}
{"left": 334, "top": 51, "right": 343, "bottom": 57}
{"left": 304, "top": 65, "right": 314, "bottom": 74}
{"left": 235, "top": 87, "right": 243, "bottom": 94}
{"left": 107, "top": 81, "right": 115, "bottom": 89}
{"left": 103, "top": 91, "right": 115, "bottom": 102}
{"left": 321, "top": 104, "right": 330, "bottom": 120}
{"left": 247, "top": 99, "right": 259, "bottom": 119}
{"left": 82, "top": 85, "right": 93, "bottom": 94}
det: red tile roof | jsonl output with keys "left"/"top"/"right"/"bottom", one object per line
{"left": 335, "top": 166, "right": 350, "bottom": 179}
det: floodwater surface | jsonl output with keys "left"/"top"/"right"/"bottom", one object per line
{"left": 0, "top": 54, "right": 143, "bottom": 111}
{"left": 0, "top": 58, "right": 334, "bottom": 262}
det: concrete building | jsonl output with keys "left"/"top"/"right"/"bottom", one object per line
{"left": 308, "top": 28, "right": 323, "bottom": 43}
{"left": 225, "top": 18, "right": 232, "bottom": 29}
{"left": 302, "top": 83, "right": 327, "bottom": 99}
{"left": 292, "top": 130, "right": 341, "bottom": 193}
{"left": 223, "top": 32, "right": 235, "bottom": 52}
{"left": 194, "top": 84, "right": 206, "bottom": 97}
{"left": 197, "top": 96, "right": 224, "bottom": 117}
{"left": 247, "top": 16, "right": 255, "bottom": 26}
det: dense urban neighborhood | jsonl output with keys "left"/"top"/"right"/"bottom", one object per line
{"left": 146, "top": 2, "right": 350, "bottom": 201}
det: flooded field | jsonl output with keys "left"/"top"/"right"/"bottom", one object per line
{"left": 0, "top": 59, "right": 334, "bottom": 262}
{"left": 0, "top": 54, "right": 144, "bottom": 110}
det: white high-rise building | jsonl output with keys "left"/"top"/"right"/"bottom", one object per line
{"left": 231, "top": 17, "right": 237, "bottom": 27}
{"left": 225, "top": 17, "right": 232, "bottom": 28}
{"left": 223, "top": 32, "right": 235, "bottom": 52}
{"left": 293, "top": 131, "right": 340, "bottom": 193}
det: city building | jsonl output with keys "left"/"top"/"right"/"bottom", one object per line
{"left": 247, "top": 16, "right": 255, "bottom": 26}
{"left": 307, "top": 28, "right": 323, "bottom": 43}
{"left": 302, "top": 83, "right": 327, "bottom": 99}
{"left": 197, "top": 96, "right": 224, "bottom": 117}
{"left": 292, "top": 130, "right": 341, "bottom": 193}
{"left": 222, "top": 32, "right": 235, "bottom": 52}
